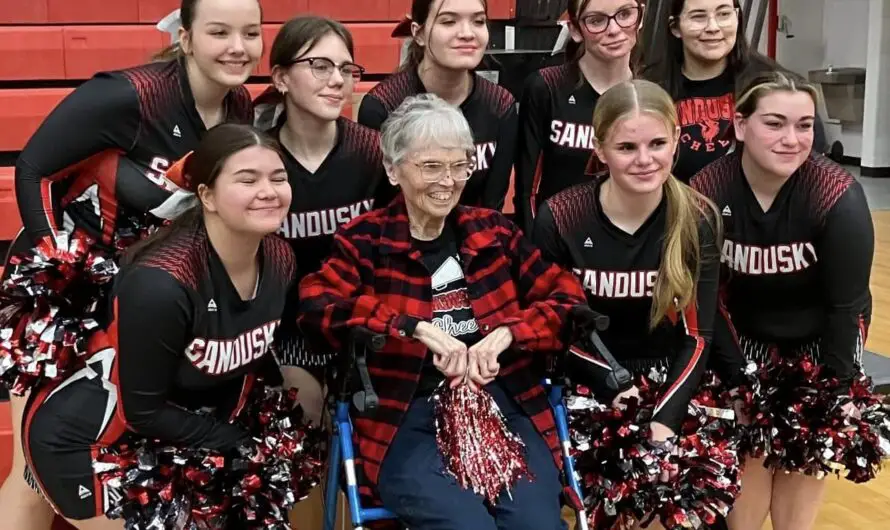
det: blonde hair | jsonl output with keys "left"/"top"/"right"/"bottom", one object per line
{"left": 593, "top": 79, "right": 720, "bottom": 329}
{"left": 735, "top": 69, "right": 821, "bottom": 118}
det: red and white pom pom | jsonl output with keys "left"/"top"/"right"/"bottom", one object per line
{"left": 433, "top": 384, "right": 531, "bottom": 505}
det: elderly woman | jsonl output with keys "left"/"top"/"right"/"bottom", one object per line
{"left": 297, "top": 94, "right": 586, "bottom": 530}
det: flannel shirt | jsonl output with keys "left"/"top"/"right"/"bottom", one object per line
{"left": 297, "top": 197, "right": 586, "bottom": 505}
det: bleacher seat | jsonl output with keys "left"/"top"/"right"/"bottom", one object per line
{"left": 0, "top": 168, "right": 20, "bottom": 242}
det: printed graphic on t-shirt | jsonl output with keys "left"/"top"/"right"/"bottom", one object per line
{"left": 430, "top": 256, "right": 480, "bottom": 338}
{"left": 677, "top": 94, "right": 734, "bottom": 154}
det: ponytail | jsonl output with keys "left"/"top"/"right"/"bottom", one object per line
{"left": 649, "top": 177, "right": 721, "bottom": 329}
{"left": 152, "top": 43, "right": 183, "bottom": 62}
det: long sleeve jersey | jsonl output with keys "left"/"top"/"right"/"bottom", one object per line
{"left": 98, "top": 223, "right": 293, "bottom": 450}
{"left": 357, "top": 68, "right": 517, "bottom": 210}
{"left": 514, "top": 63, "right": 604, "bottom": 232}
{"left": 533, "top": 179, "right": 719, "bottom": 431}
{"left": 14, "top": 58, "right": 251, "bottom": 249}
{"left": 691, "top": 151, "right": 873, "bottom": 382}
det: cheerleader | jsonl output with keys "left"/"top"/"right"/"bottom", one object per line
{"left": 357, "top": 0, "right": 517, "bottom": 210}
{"left": 533, "top": 79, "right": 741, "bottom": 529}
{"left": 22, "top": 124, "right": 302, "bottom": 529}
{"left": 639, "top": 0, "right": 825, "bottom": 183}
{"left": 252, "top": 15, "right": 387, "bottom": 427}
{"left": 0, "top": 0, "right": 260, "bottom": 527}
{"left": 514, "top": 0, "right": 640, "bottom": 232}
{"left": 691, "top": 71, "right": 882, "bottom": 530}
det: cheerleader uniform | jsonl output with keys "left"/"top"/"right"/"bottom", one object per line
{"left": 23, "top": 223, "right": 293, "bottom": 519}
{"left": 691, "top": 152, "right": 884, "bottom": 481}
{"left": 254, "top": 91, "right": 387, "bottom": 368}
{"left": 2, "top": 58, "right": 251, "bottom": 392}
{"left": 533, "top": 179, "right": 741, "bottom": 528}
{"left": 514, "top": 63, "right": 604, "bottom": 232}
{"left": 357, "top": 68, "right": 517, "bottom": 210}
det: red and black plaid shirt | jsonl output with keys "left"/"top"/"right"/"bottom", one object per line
{"left": 297, "top": 197, "right": 586, "bottom": 504}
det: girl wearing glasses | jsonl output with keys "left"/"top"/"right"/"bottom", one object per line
{"left": 357, "top": 0, "right": 517, "bottom": 211}
{"left": 641, "top": 0, "right": 825, "bottom": 183}
{"left": 252, "top": 15, "right": 387, "bottom": 428}
{"left": 514, "top": 0, "right": 641, "bottom": 232}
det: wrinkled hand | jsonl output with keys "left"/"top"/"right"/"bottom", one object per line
{"left": 611, "top": 385, "right": 640, "bottom": 410}
{"left": 467, "top": 327, "right": 513, "bottom": 389}
{"left": 414, "top": 322, "right": 469, "bottom": 385}
{"left": 649, "top": 421, "right": 679, "bottom": 482}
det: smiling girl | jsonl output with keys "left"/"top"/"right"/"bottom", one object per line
{"left": 357, "top": 0, "right": 517, "bottom": 211}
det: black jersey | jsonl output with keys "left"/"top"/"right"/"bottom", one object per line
{"left": 672, "top": 70, "right": 736, "bottom": 184}
{"left": 14, "top": 58, "right": 251, "bottom": 248}
{"left": 514, "top": 63, "right": 604, "bottom": 232}
{"left": 533, "top": 179, "right": 719, "bottom": 431}
{"left": 100, "top": 223, "right": 293, "bottom": 450}
{"left": 691, "top": 152, "right": 873, "bottom": 382}
{"left": 357, "top": 68, "right": 517, "bottom": 210}
{"left": 271, "top": 117, "right": 385, "bottom": 276}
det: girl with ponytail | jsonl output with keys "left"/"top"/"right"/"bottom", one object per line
{"left": 533, "top": 79, "right": 744, "bottom": 529}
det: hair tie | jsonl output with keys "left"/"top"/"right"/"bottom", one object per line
{"left": 392, "top": 14, "right": 414, "bottom": 38}
{"left": 157, "top": 8, "right": 183, "bottom": 45}
{"left": 149, "top": 151, "right": 199, "bottom": 220}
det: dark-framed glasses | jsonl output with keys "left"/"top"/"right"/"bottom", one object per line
{"left": 582, "top": 5, "right": 642, "bottom": 34}
{"left": 679, "top": 7, "right": 739, "bottom": 31}
{"left": 287, "top": 57, "right": 365, "bottom": 82}
{"left": 411, "top": 159, "right": 476, "bottom": 182}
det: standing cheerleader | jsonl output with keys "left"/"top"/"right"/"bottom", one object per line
{"left": 533, "top": 79, "right": 741, "bottom": 529}
{"left": 253, "top": 15, "right": 387, "bottom": 423}
{"left": 22, "top": 124, "right": 310, "bottom": 529}
{"left": 0, "top": 0, "right": 261, "bottom": 527}
{"left": 357, "top": 0, "right": 517, "bottom": 210}
{"left": 691, "top": 71, "right": 885, "bottom": 530}
{"left": 640, "top": 0, "right": 825, "bottom": 183}
{"left": 514, "top": 0, "right": 640, "bottom": 232}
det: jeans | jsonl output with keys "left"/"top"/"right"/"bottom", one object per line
{"left": 377, "top": 382, "right": 567, "bottom": 530}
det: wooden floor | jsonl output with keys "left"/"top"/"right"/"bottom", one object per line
{"left": 866, "top": 211, "right": 890, "bottom": 358}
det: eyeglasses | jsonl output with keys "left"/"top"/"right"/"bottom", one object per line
{"left": 581, "top": 6, "right": 642, "bottom": 34}
{"left": 286, "top": 57, "right": 365, "bottom": 82}
{"left": 410, "top": 159, "right": 476, "bottom": 182}
{"left": 677, "top": 7, "right": 739, "bottom": 31}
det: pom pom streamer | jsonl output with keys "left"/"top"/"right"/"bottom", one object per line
{"left": 95, "top": 380, "right": 325, "bottom": 529}
{"left": 568, "top": 370, "right": 742, "bottom": 530}
{"left": 0, "top": 230, "right": 122, "bottom": 394}
{"left": 433, "top": 384, "right": 531, "bottom": 505}
{"left": 739, "top": 342, "right": 890, "bottom": 482}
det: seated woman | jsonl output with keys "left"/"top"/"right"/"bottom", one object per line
{"left": 297, "top": 94, "right": 587, "bottom": 530}
{"left": 22, "top": 124, "right": 297, "bottom": 530}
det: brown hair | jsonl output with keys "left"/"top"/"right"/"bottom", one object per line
{"left": 153, "top": 0, "right": 263, "bottom": 62}
{"left": 593, "top": 79, "right": 720, "bottom": 328}
{"left": 125, "top": 124, "right": 283, "bottom": 264}
{"left": 270, "top": 15, "right": 355, "bottom": 70}
{"left": 399, "top": 0, "right": 489, "bottom": 71}
{"left": 566, "top": 0, "right": 644, "bottom": 68}
{"left": 734, "top": 69, "right": 821, "bottom": 119}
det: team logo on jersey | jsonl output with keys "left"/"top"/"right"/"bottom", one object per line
{"left": 584, "top": 237, "right": 594, "bottom": 248}
{"left": 78, "top": 485, "right": 92, "bottom": 499}
{"left": 173, "top": 125, "right": 182, "bottom": 138}
{"left": 207, "top": 299, "right": 218, "bottom": 312}
{"left": 721, "top": 240, "right": 817, "bottom": 275}
{"left": 677, "top": 94, "right": 734, "bottom": 153}
{"left": 722, "top": 205, "right": 732, "bottom": 216}
{"left": 185, "top": 320, "right": 280, "bottom": 375}
{"left": 474, "top": 142, "right": 497, "bottom": 172}
{"left": 573, "top": 268, "right": 658, "bottom": 299}
{"left": 550, "top": 120, "right": 595, "bottom": 150}
{"left": 278, "top": 199, "right": 374, "bottom": 239}
{"left": 431, "top": 256, "right": 479, "bottom": 338}
{"left": 568, "top": 95, "right": 576, "bottom": 104}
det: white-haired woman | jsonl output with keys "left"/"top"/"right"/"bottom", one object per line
{"left": 298, "top": 94, "right": 586, "bottom": 530}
